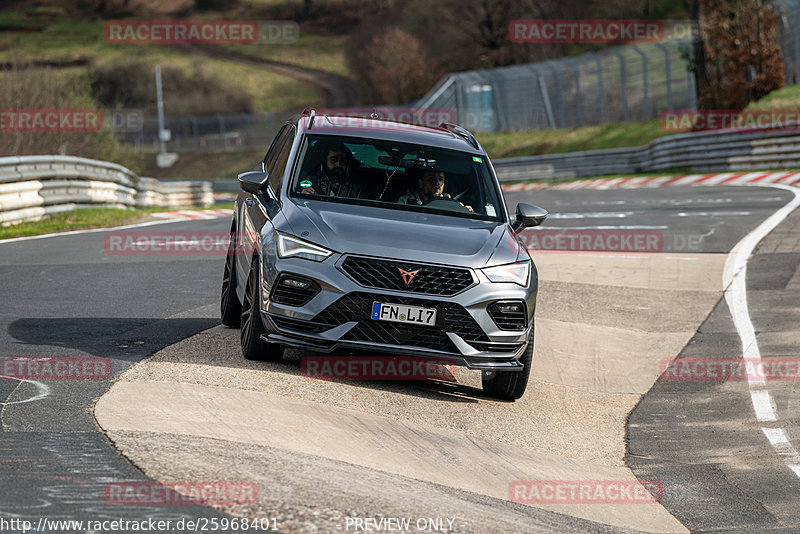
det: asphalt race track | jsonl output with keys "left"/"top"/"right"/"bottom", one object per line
{"left": 2, "top": 183, "right": 800, "bottom": 533}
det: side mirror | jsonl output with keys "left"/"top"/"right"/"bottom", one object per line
{"left": 238, "top": 171, "right": 268, "bottom": 195}
{"left": 512, "top": 203, "right": 548, "bottom": 234}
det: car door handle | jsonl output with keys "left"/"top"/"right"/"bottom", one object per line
{"left": 244, "top": 198, "right": 255, "bottom": 207}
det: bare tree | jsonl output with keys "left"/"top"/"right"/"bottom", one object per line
{"left": 357, "top": 27, "right": 442, "bottom": 103}
{"left": 0, "top": 59, "right": 123, "bottom": 159}
{"left": 693, "top": 0, "right": 785, "bottom": 109}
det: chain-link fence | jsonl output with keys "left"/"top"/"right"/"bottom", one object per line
{"left": 416, "top": 39, "right": 697, "bottom": 133}
{"left": 117, "top": 112, "right": 294, "bottom": 152}
{"left": 122, "top": 9, "right": 800, "bottom": 145}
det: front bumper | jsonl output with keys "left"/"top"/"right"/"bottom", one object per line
{"left": 259, "top": 253, "right": 537, "bottom": 370}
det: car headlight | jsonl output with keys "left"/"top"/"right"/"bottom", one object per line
{"left": 481, "top": 261, "right": 530, "bottom": 286}
{"left": 276, "top": 233, "right": 333, "bottom": 261}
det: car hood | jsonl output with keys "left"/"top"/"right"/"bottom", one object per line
{"left": 281, "top": 199, "right": 521, "bottom": 267}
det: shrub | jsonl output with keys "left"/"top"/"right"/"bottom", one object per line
{"left": 0, "top": 59, "right": 124, "bottom": 161}
{"left": 88, "top": 60, "right": 256, "bottom": 115}
{"left": 353, "top": 26, "right": 442, "bottom": 104}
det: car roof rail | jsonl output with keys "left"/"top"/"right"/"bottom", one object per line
{"left": 438, "top": 122, "right": 479, "bottom": 150}
{"left": 302, "top": 108, "right": 316, "bottom": 128}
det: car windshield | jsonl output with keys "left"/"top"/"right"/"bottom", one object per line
{"left": 289, "top": 135, "right": 504, "bottom": 221}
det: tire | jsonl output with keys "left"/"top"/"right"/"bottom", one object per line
{"left": 481, "top": 326, "right": 534, "bottom": 401}
{"left": 220, "top": 237, "right": 242, "bottom": 327}
{"left": 240, "top": 258, "right": 284, "bottom": 362}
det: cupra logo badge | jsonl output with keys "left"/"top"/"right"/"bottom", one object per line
{"left": 397, "top": 267, "right": 420, "bottom": 285}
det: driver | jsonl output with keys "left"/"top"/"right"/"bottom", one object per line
{"left": 299, "top": 141, "right": 364, "bottom": 198}
{"left": 398, "top": 170, "right": 473, "bottom": 211}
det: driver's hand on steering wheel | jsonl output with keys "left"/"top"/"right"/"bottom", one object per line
{"left": 441, "top": 192, "right": 472, "bottom": 211}
{"left": 442, "top": 194, "right": 473, "bottom": 211}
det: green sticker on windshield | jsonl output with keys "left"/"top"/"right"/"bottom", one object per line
{"left": 300, "top": 180, "right": 312, "bottom": 188}
{"left": 472, "top": 156, "right": 483, "bottom": 163}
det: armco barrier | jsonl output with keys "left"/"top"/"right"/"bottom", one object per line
{"left": 0, "top": 155, "right": 213, "bottom": 225}
{"left": 492, "top": 126, "right": 800, "bottom": 181}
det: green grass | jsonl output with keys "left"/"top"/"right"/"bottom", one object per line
{"left": 0, "top": 207, "right": 161, "bottom": 239}
{"left": 218, "top": 31, "right": 351, "bottom": 77}
{"left": 475, "top": 120, "right": 669, "bottom": 159}
{"left": 0, "top": 12, "right": 320, "bottom": 114}
{"left": 746, "top": 84, "right": 800, "bottom": 111}
{"left": 137, "top": 148, "right": 266, "bottom": 180}
{"left": 0, "top": 203, "right": 234, "bottom": 240}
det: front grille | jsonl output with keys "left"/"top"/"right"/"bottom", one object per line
{"left": 271, "top": 273, "right": 320, "bottom": 306}
{"left": 314, "top": 292, "right": 489, "bottom": 352}
{"left": 488, "top": 300, "right": 527, "bottom": 330}
{"left": 341, "top": 256, "right": 474, "bottom": 296}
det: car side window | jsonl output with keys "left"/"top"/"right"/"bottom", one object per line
{"left": 269, "top": 128, "right": 295, "bottom": 195}
{"left": 262, "top": 125, "right": 291, "bottom": 175}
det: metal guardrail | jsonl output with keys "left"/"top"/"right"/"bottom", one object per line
{"left": 0, "top": 155, "right": 213, "bottom": 226}
{"left": 492, "top": 127, "right": 800, "bottom": 181}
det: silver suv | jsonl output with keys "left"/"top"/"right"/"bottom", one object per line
{"left": 220, "top": 110, "right": 547, "bottom": 400}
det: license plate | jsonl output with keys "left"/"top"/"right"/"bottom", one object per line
{"left": 371, "top": 302, "right": 437, "bottom": 327}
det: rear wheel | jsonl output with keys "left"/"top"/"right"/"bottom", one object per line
{"left": 240, "top": 258, "right": 284, "bottom": 362}
{"left": 220, "top": 237, "right": 242, "bottom": 327}
{"left": 481, "top": 326, "right": 534, "bottom": 401}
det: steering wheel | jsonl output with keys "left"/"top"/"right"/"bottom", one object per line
{"left": 452, "top": 189, "right": 469, "bottom": 201}
{"left": 421, "top": 196, "right": 473, "bottom": 213}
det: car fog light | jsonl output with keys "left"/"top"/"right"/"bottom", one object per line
{"left": 282, "top": 278, "right": 311, "bottom": 289}
{"left": 497, "top": 303, "right": 523, "bottom": 314}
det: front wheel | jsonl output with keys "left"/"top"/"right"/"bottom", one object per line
{"left": 481, "top": 326, "right": 534, "bottom": 401}
{"left": 220, "top": 238, "right": 242, "bottom": 327}
{"left": 240, "top": 258, "right": 284, "bottom": 362}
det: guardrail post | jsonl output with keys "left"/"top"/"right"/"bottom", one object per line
{"left": 454, "top": 76, "right": 464, "bottom": 128}
{"left": 586, "top": 53, "right": 605, "bottom": 123}
{"left": 632, "top": 45, "right": 650, "bottom": 121}
{"left": 567, "top": 58, "right": 582, "bottom": 127}
{"left": 483, "top": 72, "right": 502, "bottom": 132}
{"left": 679, "top": 43, "right": 698, "bottom": 108}
{"left": 544, "top": 60, "right": 565, "bottom": 128}
{"left": 529, "top": 65, "right": 556, "bottom": 129}
{"left": 216, "top": 114, "right": 226, "bottom": 150}
{"left": 609, "top": 49, "right": 628, "bottom": 122}
{"left": 655, "top": 43, "right": 672, "bottom": 110}
{"left": 793, "top": 0, "right": 800, "bottom": 83}
{"left": 190, "top": 115, "right": 199, "bottom": 151}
